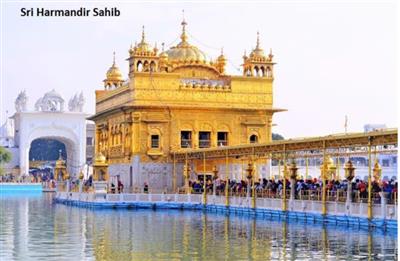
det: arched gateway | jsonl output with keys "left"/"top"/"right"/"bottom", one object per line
{"left": 12, "top": 90, "right": 88, "bottom": 177}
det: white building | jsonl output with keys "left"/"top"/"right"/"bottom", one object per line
{"left": 8, "top": 89, "right": 89, "bottom": 177}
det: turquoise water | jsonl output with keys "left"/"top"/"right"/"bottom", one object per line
{"left": 0, "top": 193, "right": 397, "bottom": 260}
{"left": 0, "top": 183, "right": 42, "bottom": 192}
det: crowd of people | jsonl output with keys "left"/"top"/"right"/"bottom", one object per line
{"left": 185, "top": 177, "right": 398, "bottom": 204}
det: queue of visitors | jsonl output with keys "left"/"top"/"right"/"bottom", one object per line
{"left": 184, "top": 177, "right": 398, "bottom": 204}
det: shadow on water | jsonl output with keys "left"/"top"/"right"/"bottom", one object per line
{"left": 0, "top": 193, "right": 398, "bottom": 260}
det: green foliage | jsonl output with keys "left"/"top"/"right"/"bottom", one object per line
{"left": 0, "top": 146, "right": 12, "bottom": 164}
{"left": 0, "top": 146, "right": 12, "bottom": 175}
{"left": 272, "top": 133, "right": 284, "bottom": 140}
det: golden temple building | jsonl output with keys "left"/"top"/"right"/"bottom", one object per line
{"left": 90, "top": 17, "right": 284, "bottom": 190}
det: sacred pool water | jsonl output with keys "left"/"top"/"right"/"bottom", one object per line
{"left": 0, "top": 193, "right": 397, "bottom": 260}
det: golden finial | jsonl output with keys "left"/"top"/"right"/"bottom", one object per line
{"left": 221, "top": 47, "right": 224, "bottom": 55}
{"left": 112, "top": 51, "right": 116, "bottom": 66}
{"left": 141, "top": 25, "right": 146, "bottom": 43}
{"left": 268, "top": 48, "right": 273, "bottom": 60}
{"left": 180, "top": 10, "right": 188, "bottom": 43}
{"left": 154, "top": 42, "right": 158, "bottom": 53}
{"left": 161, "top": 42, "right": 165, "bottom": 52}
{"left": 182, "top": 9, "right": 186, "bottom": 24}
{"left": 256, "top": 31, "right": 260, "bottom": 49}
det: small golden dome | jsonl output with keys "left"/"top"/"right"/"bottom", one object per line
{"left": 160, "top": 51, "right": 168, "bottom": 59}
{"left": 249, "top": 32, "right": 266, "bottom": 59}
{"left": 95, "top": 152, "right": 106, "bottom": 164}
{"left": 217, "top": 48, "right": 227, "bottom": 62}
{"left": 134, "top": 26, "right": 153, "bottom": 54}
{"left": 106, "top": 52, "right": 123, "bottom": 81}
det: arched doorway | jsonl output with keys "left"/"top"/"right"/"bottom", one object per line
{"left": 29, "top": 138, "right": 67, "bottom": 182}
{"left": 13, "top": 89, "right": 87, "bottom": 179}
{"left": 16, "top": 116, "right": 86, "bottom": 178}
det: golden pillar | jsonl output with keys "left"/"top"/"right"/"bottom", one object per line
{"left": 172, "top": 153, "right": 176, "bottom": 193}
{"left": 225, "top": 150, "right": 230, "bottom": 206}
{"left": 282, "top": 150, "right": 288, "bottom": 211}
{"left": 184, "top": 153, "right": 190, "bottom": 194}
{"left": 321, "top": 142, "right": 327, "bottom": 215}
{"left": 212, "top": 165, "right": 218, "bottom": 196}
{"left": 367, "top": 139, "right": 373, "bottom": 219}
{"left": 203, "top": 152, "right": 207, "bottom": 205}
{"left": 93, "top": 152, "right": 109, "bottom": 182}
{"left": 305, "top": 156, "right": 309, "bottom": 179}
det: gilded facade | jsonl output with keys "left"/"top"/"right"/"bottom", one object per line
{"left": 90, "top": 18, "right": 284, "bottom": 190}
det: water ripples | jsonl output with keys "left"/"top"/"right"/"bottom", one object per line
{"left": 0, "top": 193, "right": 397, "bottom": 260}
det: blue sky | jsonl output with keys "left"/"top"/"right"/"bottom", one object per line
{"left": 1, "top": 1, "right": 397, "bottom": 138}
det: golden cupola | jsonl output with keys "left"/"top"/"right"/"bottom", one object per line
{"left": 104, "top": 52, "right": 124, "bottom": 89}
{"left": 216, "top": 48, "right": 227, "bottom": 74}
{"left": 243, "top": 32, "right": 275, "bottom": 78}
{"left": 128, "top": 26, "right": 159, "bottom": 76}
{"left": 129, "top": 26, "right": 157, "bottom": 56}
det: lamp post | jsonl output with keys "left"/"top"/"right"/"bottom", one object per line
{"left": 212, "top": 166, "right": 219, "bottom": 196}
{"left": 246, "top": 161, "right": 254, "bottom": 208}
{"left": 320, "top": 155, "right": 335, "bottom": 215}
{"left": 373, "top": 159, "right": 382, "bottom": 183}
{"left": 344, "top": 159, "right": 355, "bottom": 212}
{"left": 373, "top": 159, "right": 384, "bottom": 215}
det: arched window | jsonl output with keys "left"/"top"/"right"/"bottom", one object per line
{"left": 150, "top": 61, "right": 156, "bottom": 72}
{"left": 143, "top": 61, "right": 149, "bottom": 72}
{"left": 266, "top": 67, "right": 272, "bottom": 78}
{"left": 137, "top": 61, "right": 143, "bottom": 72}
{"left": 254, "top": 66, "right": 259, "bottom": 77}
{"left": 249, "top": 134, "right": 258, "bottom": 144}
{"left": 260, "top": 66, "right": 265, "bottom": 77}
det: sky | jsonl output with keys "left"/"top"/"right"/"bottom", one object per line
{"left": 1, "top": 1, "right": 397, "bottom": 139}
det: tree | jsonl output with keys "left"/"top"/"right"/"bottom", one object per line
{"left": 272, "top": 133, "right": 284, "bottom": 141}
{"left": 0, "top": 146, "right": 12, "bottom": 175}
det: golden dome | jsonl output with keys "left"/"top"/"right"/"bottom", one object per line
{"left": 106, "top": 52, "right": 123, "bottom": 81}
{"left": 130, "top": 26, "right": 155, "bottom": 55}
{"left": 217, "top": 48, "right": 227, "bottom": 62}
{"left": 165, "top": 18, "right": 208, "bottom": 64}
{"left": 94, "top": 152, "right": 107, "bottom": 164}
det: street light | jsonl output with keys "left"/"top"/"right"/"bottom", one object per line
{"left": 246, "top": 162, "right": 254, "bottom": 199}
{"left": 373, "top": 159, "right": 382, "bottom": 182}
{"left": 344, "top": 160, "right": 356, "bottom": 207}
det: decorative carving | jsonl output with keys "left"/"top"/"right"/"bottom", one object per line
{"left": 35, "top": 89, "right": 65, "bottom": 112}
{"left": 15, "top": 90, "right": 28, "bottom": 112}
{"left": 68, "top": 92, "right": 85, "bottom": 112}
